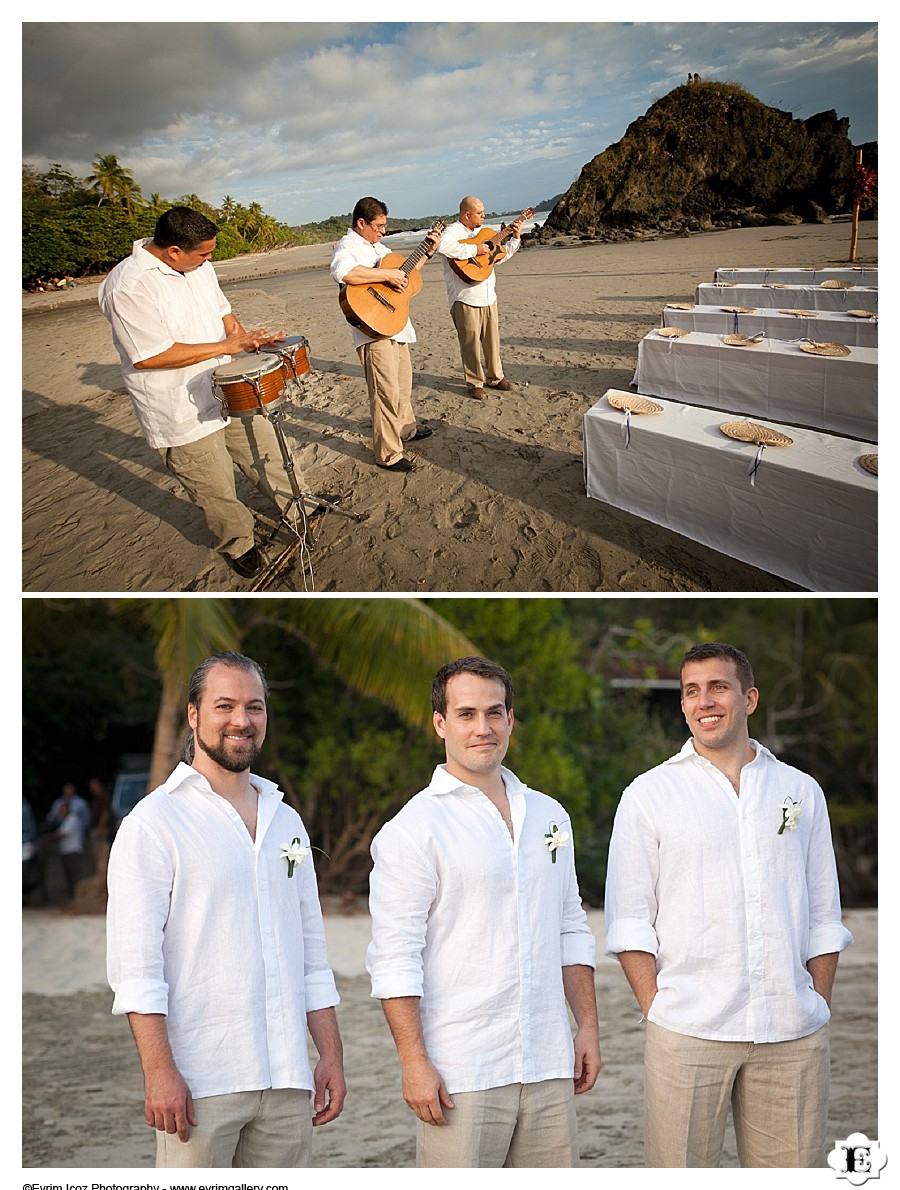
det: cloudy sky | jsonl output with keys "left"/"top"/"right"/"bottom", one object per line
{"left": 22, "top": 21, "right": 878, "bottom": 226}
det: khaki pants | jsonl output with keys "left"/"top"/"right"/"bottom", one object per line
{"left": 450, "top": 300, "right": 504, "bottom": 387}
{"left": 156, "top": 1088, "right": 312, "bottom": 1168}
{"left": 159, "top": 418, "right": 301, "bottom": 559}
{"left": 415, "top": 1079, "right": 579, "bottom": 1168}
{"left": 644, "top": 1021, "right": 831, "bottom": 1167}
{"left": 357, "top": 338, "right": 415, "bottom": 466}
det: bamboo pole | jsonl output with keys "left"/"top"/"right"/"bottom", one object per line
{"left": 849, "top": 149, "right": 862, "bottom": 262}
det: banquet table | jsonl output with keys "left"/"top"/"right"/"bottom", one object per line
{"left": 697, "top": 281, "right": 878, "bottom": 313}
{"left": 713, "top": 266, "right": 878, "bottom": 286}
{"left": 583, "top": 391, "right": 877, "bottom": 592}
{"left": 633, "top": 330, "right": 877, "bottom": 441}
{"left": 661, "top": 304, "right": 877, "bottom": 348}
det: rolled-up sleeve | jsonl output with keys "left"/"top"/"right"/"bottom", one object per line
{"left": 299, "top": 844, "right": 340, "bottom": 1011}
{"left": 806, "top": 783, "right": 854, "bottom": 959}
{"left": 106, "top": 814, "right": 173, "bottom": 1016}
{"left": 560, "top": 826, "right": 597, "bottom": 968}
{"left": 366, "top": 822, "right": 437, "bottom": 999}
{"left": 604, "top": 789, "right": 661, "bottom": 957}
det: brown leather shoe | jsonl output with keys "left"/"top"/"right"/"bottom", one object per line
{"left": 230, "top": 545, "right": 263, "bottom": 578}
{"left": 377, "top": 455, "right": 418, "bottom": 473}
{"left": 488, "top": 378, "right": 513, "bottom": 391}
{"left": 467, "top": 385, "right": 486, "bottom": 400}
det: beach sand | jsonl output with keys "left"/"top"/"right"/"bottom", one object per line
{"left": 22, "top": 220, "right": 877, "bottom": 593}
{"left": 21, "top": 903, "right": 877, "bottom": 1172}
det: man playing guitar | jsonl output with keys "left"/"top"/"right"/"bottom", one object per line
{"left": 436, "top": 198, "right": 528, "bottom": 399}
{"left": 331, "top": 197, "right": 441, "bottom": 473}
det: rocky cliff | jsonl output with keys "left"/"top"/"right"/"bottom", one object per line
{"left": 542, "top": 82, "right": 874, "bottom": 239}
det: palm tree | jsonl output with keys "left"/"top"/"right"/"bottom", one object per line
{"left": 87, "top": 153, "right": 138, "bottom": 208}
{"left": 126, "top": 597, "right": 479, "bottom": 788}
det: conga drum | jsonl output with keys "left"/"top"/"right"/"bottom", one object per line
{"left": 212, "top": 352, "right": 287, "bottom": 416}
{"left": 267, "top": 335, "right": 311, "bottom": 382}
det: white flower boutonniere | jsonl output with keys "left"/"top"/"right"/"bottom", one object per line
{"left": 281, "top": 837, "right": 310, "bottom": 878}
{"left": 544, "top": 822, "right": 571, "bottom": 863}
{"left": 778, "top": 799, "right": 802, "bottom": 835}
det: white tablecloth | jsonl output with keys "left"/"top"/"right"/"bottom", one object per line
{"left": 662, "top": 305, "right": 877, "bottom": 348}
{"left": 583, "top": 392, "right": 877, "bottom": 592}
{"left": 633, "top": 330, "right": 877, "bottom": 442}
{"left": 714, "top": 266, "right": 878, "bottom": 286}
{"left": 697, "top": 282, "right": 878, "bottom": 313}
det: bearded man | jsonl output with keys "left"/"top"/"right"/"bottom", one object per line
{"left": 107, "top": 652, "right": 345, "bottom": 1167}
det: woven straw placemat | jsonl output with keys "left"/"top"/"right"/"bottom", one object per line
{"left": 847, "top": 309, "right": 876, "bottom": 319}
{"left": 763, "top": 282, "right": 789, "bottom": 288}
{"left": 720, "top": 420, "right": 793, "bottom": 446}
{"left": 821, "top": 279, "right": 854, "bottom": 289}
{"left": 858, "top": 454, "right": 878, "bottom": 476}
{"left": 606, "top": 393, "right": 664, "bottom": 415}
{"left": 666, "top": 302, "right": 695, "bottom": 310}
{"left": 657, "top": 327, "right": 690, "bottom": 338}
{"left": 721, "top": 305, "right": 754, "bottom": 314}
{"left": 779, "top": 308, "right": 819, "bottom": 317}
{"left": 799, "top": 340, "right": 851, "bottom": 357}
{"left": 722, "top": 333, "right": 764, "bottom": 347}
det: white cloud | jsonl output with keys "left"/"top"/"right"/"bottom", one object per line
{"left": 22, "top": 21, "right": 877, "bottom": 222}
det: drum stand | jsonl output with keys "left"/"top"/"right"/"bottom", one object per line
{"left": 251, "top": 394, "right": 367, "bottom": 593}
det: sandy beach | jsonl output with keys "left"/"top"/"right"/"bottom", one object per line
{"left": 22, "top": 220, "right": 877, "bottom": 594}
{"left": 21, "top": 902, "right": 876, "bottom": 1174}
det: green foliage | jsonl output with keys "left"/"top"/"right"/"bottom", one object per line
{"left": 211, "top": 222, "right": 250, "bottom": 260}
{"left": 21, "top": 597, "right": 877, "bottom": 905}
{"left": 22, "top": 156, "right": 300, "bottom": 285}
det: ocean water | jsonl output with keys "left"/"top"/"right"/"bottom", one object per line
{"left": 382, "top": 211, "right": 549, "bottom": 249}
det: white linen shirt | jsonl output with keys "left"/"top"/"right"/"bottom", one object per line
{"left": 330, "top": 228, "right": 417, "bottom": 350}
{"left": 366, "top": 764, "right": 596, "bottom": 1095}
{"left": 604, "top": 738, "right": 853, "bottom": 1043}
{"left": 107, "top": 763, "right": 339, "bottom": 1100}
{"left": 98, "top": 239, "right": 232, "bottom": 449}
{"left": 437, "top": 220, "right": 520, "bottom": 308}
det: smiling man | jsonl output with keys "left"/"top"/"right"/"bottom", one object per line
{"left": 107, "top": 652, "right": 346, "bottom": 1167}
{"left": 366, "top": 656, "right": 600, "bottom": 1167}
{"left": 604, "top": 642, "right": 853, "bottom": 1168}
{"left": 100, "top": 207, "right": 303, "bottom": 579}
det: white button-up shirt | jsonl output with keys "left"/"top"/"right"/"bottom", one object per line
{"left": 366, "top": 764, "right": 596, "bottom": 1094}
{"left": 330, "top": 228, "right": 417, "bottom": 349}
{"left": 107, "top": 763, "right": 339, "bottom": 1100}
{"left": 437, "top": 219, "right": 520, "bottom": 308}
{"left": 604, "top": 738, "right": 853, "bottom": 1043}
{"left": 99, "top": 239, "right": 232, "bottom": 449}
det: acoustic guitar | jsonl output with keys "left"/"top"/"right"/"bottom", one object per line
{"left": 448, "top": 208, "right": 535, "bottom": 283}
{"left": 339, "top": 220, "right": 446, "bottom": 339}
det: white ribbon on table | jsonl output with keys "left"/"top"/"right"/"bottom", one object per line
{"left": 748, "top": 443, "right": 765, "bottom": 488}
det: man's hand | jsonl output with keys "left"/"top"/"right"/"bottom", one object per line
{"left": 381, "top": 268, "right": 409, "bottom": 291}
{"left": 143, "top": 1064, "right": 197, "bottom": 1141}
{"left": 573, "top": 1027, "right": 602, "bottom": 1095}
{"left": 312, "top": 1054, "right": 347, "bottom": 1126}
{"left": 401, "top": 1055, "right": 455, "bottom": 1126}
{"left": 221, "top": 326, "right": 282, "bottom": 355}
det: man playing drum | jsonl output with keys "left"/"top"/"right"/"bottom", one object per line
{"left": 100, "top": 206, "right": 302, "bottom": 579}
